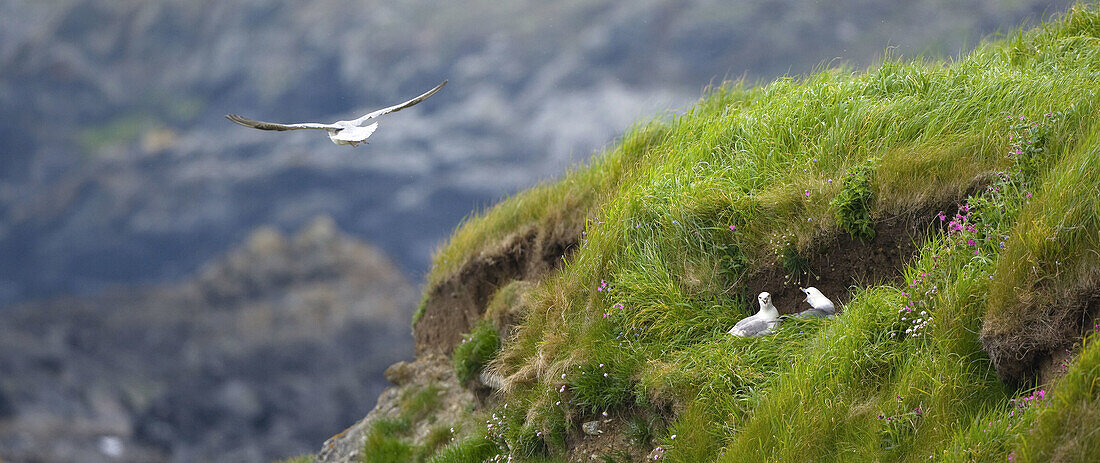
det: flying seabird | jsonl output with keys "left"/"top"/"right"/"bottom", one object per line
{"left": 729, "top": 292, "right": 780, "bottom": 337}
{"left": 795, "top": 286, "right": 836, "bottom": 318}
{"left": 226, "top": 80, "right": 447, "bottom": 147}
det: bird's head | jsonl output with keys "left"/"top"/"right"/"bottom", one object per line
{"left": 758, "top": 292, "right": 771, "bottom": 307}
{"left": 800, "top": 287, "right": 816, "bottom": 301}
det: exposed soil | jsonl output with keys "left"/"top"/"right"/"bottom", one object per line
{"left": 981, "top": 280, "right": 1100, "bottom": 387}
{"left": 740, "top": 169, "right": 994, "bottom": 313}
{"left": 744, "top": 211, "right": 935, "bottom": 315}
{"left": 414, "top": 221, "right": 583, "bottom": 355}
{"left": 563, "top": 407, "right": 657, "bottom": 463}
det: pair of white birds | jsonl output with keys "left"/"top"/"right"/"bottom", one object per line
{"left": 226, "top": 80, "right": 448, "bottom": 146}
{"left": 728, "top": 287, "right": 835, "bottom": 337}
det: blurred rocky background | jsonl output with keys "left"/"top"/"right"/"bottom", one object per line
{"left": 0, "top": 0, "right": 1073, "bottom": 461}
{"left": 0, "top": 216, "right": 416, "bottom": 461}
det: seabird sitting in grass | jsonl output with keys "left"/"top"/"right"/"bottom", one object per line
{"left": 795, "top": 286, "right": 836, "bottom": 318}
{"left": 226, "top": 80, "right": 447, "bottom": 147}
{"left": 729, "top": 292, "right": 780, "bottom": 337}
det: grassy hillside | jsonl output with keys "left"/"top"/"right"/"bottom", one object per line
{"left": 386, "top": 4, "right": 1100, "bottom": 462}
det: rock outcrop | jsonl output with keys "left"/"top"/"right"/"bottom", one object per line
{"left": 0, "top": 216, "right": 416, "bottom": 462}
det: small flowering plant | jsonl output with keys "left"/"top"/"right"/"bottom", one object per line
{"left": 891, "top": 112, "right": 1060, "bottom": 342}
{"left": 595, "top": 277, "right": 631, "bottom": 323}
{"left": 484, "top": 404, "right": 555, "bottom": 461}
{"left": 595, "top": 277, "right": 620, "bottom": 319}
{"left": 936, "top": 199, "right": 1006, "bottom": 257}
{"left": 769, "top": 233, "right": 807, "bottom": 284}
{"left": 595, "top": 277, "right": 655, "bottom": 346}
{"left": 892, "top": 257, "right": 941, "bottom": 340}
{"left": 1007, "top": 388, "right": 1047, "bottom": 418}
{"left": 877, "top": 395, "right": 926, "bottom": 451}
{"left": 1007, "top": 111, "right": 1060, "bottom": 178}
{"left": 934, "top": 111, "right": 1059, "bottom": 256}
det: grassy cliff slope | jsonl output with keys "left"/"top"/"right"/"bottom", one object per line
{"left": 367, "top": 4, "right": 1100, "bottom": 462}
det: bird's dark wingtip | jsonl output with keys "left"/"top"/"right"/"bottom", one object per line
{"left": 225, "top": 114, "right": 250, "bottom": 126}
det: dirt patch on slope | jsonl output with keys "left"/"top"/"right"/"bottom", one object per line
{"left": 414, "top": 221, "right": 582, "bottom": 355}
{"left": 563, "top": 408, "right": 655, "bottom": 463}
{"left": 981, "top": 279, "right": 1100, "bottom": 387}
{"left": 744, "top": 212, "right": 932, "bottom": 314}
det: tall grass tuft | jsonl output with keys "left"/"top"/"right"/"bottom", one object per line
{"left": 453, "top": 321, "right": 502, "bottom": 384}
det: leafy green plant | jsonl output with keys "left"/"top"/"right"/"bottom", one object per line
{"left": 830, "top": 159, "right": 877, "bottom": 242}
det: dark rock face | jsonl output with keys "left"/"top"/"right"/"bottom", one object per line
{"left": 0, "top": 216, "right": 416, "bottom": 462}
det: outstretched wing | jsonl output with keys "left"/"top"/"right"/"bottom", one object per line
{"left": 346, "top": 80, "right": 447, "bottom": 126}
{"left": 225, "top": 114, "right": 337, "bottom": 131}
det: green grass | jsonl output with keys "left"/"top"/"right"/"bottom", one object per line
{"left": 412, "top": 4, "right": 1100, "bottom": 462}
{"left": 425, "top": 436, "right": 498, "bottom": 463}
{"left": 453, "top": 321, "right": 502, "bottom": 384}
{"left": 983, "top": 120, "right": 1100, "bottom": 369}
{"left": 362, "top": 419, "right": 415, "bottom": 463}
{"left": 1013, "top": 332, "right": 1100, "bottom": 461}
{"left": 360, "top": 384, "right": 443, "bottom": 463}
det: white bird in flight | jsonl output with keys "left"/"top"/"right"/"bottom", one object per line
{"left": 729, "top": 291, "right": 780, "bottom": 337}
{"left": 226, "top": 80, "right": 447, "bottom": 147}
